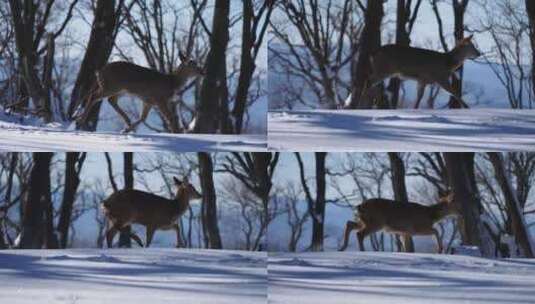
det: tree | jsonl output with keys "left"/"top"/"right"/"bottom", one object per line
{"left": 197, "top": 152, "right": 222, "bottom": 249}
{"left": 387, "top": 0, "right": 422, "bottom": 108}
{"left": 19, "top": 153, "right": 54, "bottom": 249}
{"left": 195, "top": 0, "right": 230, "bottom": 133}
{"left": 57, "top": 152, "right": 86, "bottom": 248}
{"left": 347, "top": 0, "right": 384, "bottom": 109}
{"left": 7, "top": 0, "right": 78, "bottom": 121}
{"left": 217, "top": 152, "right": 279, "bottom": 249}
{"left": 295, "top": 152, "right": 327, "bottom": 251}
{"left": 233, "top": 0, "right": 273, "bottom": 132}
{"left": 487, "top": 152, "right": 535, "bottom": 258}
{"left": 527, "top": 0, "right": 535, "bottom": 101}
{"left": 443, "top": 152, "right": 494, "bottom": 257}
{"left": 68, "top": 0, "right": 127, "bottom": 130}
{"left": 388, "top": 152, "right": 414, "bottom": 252}
{"left": 270, "top": 0, "right": 356, "bottom": 109}
{"left": 119, "top": 152, "right": 134, "bottom": 247}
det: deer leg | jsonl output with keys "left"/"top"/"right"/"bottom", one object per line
{"left": 436, "top": 79, "right": 469, "bottom": 108}
{"left": 432, "top": 228, "right": 443, "bottom": 253}
{"left": 157, "top": 103, "right": 179, "bottom": 133}
{"left": 106, "top": 225, "right": 119, "bottom": 248}
{"left": 107, "top": 95, "right": 135, "bottom": 131}
{"left": 414, "top": 82, "right": 426, "bottom": 109}
{"left": 125, "top": 229, "right": 144, "bottom": 248}
{"left": 357, "top": 225, "right": 380, "bottom": 252}
{"left": 173, "top": 224, "right": 183, "bottom": 248}
{"left": 125, "top": 103, "right": 152, "bottom": 133}
{"left": 339, "top": 220, "right": 358, "bottom": 251}
{"left": 145, "top": 226, "right": 156, "bottom": 248}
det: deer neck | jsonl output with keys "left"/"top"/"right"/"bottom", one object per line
{"left": 172, "top": 66, "right": 195, "bottom": 88}
{"left": 430, "top": 203, "right": 452, "bottom": 223}
{"left": 174, "top": 188, "right": 191, "bottom": 216}
{"left": 448, "top": 46, "right": 469, "bottom": 71}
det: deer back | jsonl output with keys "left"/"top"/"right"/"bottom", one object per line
{"left": 97, "top": 62, "right": 177, "bottom": 102}
{"left": 371, "top": 45, "right": 453, "bottom": 82}
{"left": 357, "top": 198, "right": 445, "bottom": 235}
{"left": 102, "top": 189, "right": 183, "bottom": 228}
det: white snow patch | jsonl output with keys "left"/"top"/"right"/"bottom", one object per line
{"left": 268, "top": 109, "right": 535, "bottom": 151}
{"left": 0, "top": 248, "right": 267, "bottom": 304}
{"left": 0, "top": 120, "right": 266, "bottom": 152}
{"left": 268, "top": 251, "right": 535, "bottom": 304}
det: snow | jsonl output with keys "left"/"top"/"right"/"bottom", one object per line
{"left": 268, "top": 109, "right": 535, "bottom": 152}
{"left": 0, "top": 248, "right": 267, "bottom": 304}
{"left": 0, "top": 119, "right": 266, "bottom": 152}
{"left": 268, "top": 251, "right": 535, "bottom": 304}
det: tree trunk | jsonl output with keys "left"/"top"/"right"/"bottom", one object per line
{"left": 68, "top": 0, "right": 123, "bottom": 131}
{"left": 195, "top": 0, "right": 230, "bottom": 133}
{"left": 448, "top": 0, "right": 469, "bottom": 108}
{"left": 443, "top": 153, "right": 493, "bottom": 257}
{"left": 388, "top": 152, "right": 415, "bottom": 252}
{"left": 526, "top": 0, "right": 535, "bottom": 102}
{"left": 198, "top": 152, "right": 222, "bottom": 249}
{"left": 488, "top": 153, "right": 535, "bottom": 258}
{"left": 20, "top": 153, "right": 54, "bottom": 249}
{"left": 348, "top": 0, "right": 384, "bottom": 109}
{"left": 119, "top": 152, "right": 134, "bottom": 247}
{"left": 57, "top": 153, "right": 82, "bottom": 248}
{"left": 233, "top": 0, "right": 255, "bottom": 133}
{"left": 311, "top": 152, "right": 327, "bottom": 251}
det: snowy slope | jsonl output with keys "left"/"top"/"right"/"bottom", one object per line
{"left": 0, "top": 248, "right": 267, "bottom": 304}
{"left": 0, "top": 120, "right": 266, "bottom": 152}
{"left": 268, "top": 109, "right": 535, "bottom": 152}
{"left": 268, "top": 251, "right": 535, "bottom": 304}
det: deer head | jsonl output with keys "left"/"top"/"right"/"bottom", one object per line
{"left": 436, "top": 191, "right": 459, "bottom": 218}
{"left": 173, "top": 176, "right": 202, "bottom": 201}
{"left": 175, "top": 52, "right": 205, "bottom": 78}
{"left": 454, "top": 35, "right": 481, "bottom": 60}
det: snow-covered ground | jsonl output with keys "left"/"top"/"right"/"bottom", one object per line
{"left": 268, "top": 109, "right": 535, "bottom": 152}
{"left": 0, "top": 248, "right": 267, "bottom": 304}
{"left": 268, "top": 251, "right": 535, "bottom": 304}
{"left": 0, "top": 119, "right": 266, "bottom": 152}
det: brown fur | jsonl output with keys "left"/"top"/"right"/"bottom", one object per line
{"left": 77, "top": 54, "right": 204, "bottom": 133}
{"left": 339, "top": 193, "right": 457, "bottom": 253}
{"left": 367, "top": 35, "right": 481, "bottom": 108}
{"left": 102, "top": 177, "right": 202, "bottom": 248}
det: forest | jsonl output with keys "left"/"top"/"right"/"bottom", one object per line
{"left": 0, "top": 0, "right": 271, "bottom": 135}
{"left": 0, "top": 152, "right": 278, "bottom": 250}
{"left": 268, "top": 152, "right": 535, "bottom": 258}
{"left": 269, "top": 0, "right": 535, "bottom": 110}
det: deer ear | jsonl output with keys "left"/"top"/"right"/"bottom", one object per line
{"left": 173, "top": 176, "right": 182, "bottom": 186}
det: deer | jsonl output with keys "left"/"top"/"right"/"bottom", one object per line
{"left": 366, "top": 35, "right": 481, "bottom": 109}
{"left": 101, "top": 176, "right": 202, "bottom": 248}
{"left": 338, "top": 192, "right": 458, "bottom": 253}
{"left": 75, "top": 52, "right": 204, "bottom": 133}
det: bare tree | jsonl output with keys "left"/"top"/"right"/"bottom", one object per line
{"left": 68, "top": 0, "right": 127, "bottom": 129}
{"left": 270, "top": 0, "right": 357, "bottom": 109}
{"left": 388, "top": 152, "right": 414, "bottom": 252}
{"left": 295, "top": 152, "right": 327, "bottom": 251}
{"left": 19, "top": 153, "right": 55, "bottom": 248}
{"left": 197, "top": 152, "right": 222, "bottom": 249}
{"left": 348, "top": 0, "right": 384, "bottom": 109}
{"left": 443, "top": 152, "right": 494, "bottom": 257}
{"left": 487, "top": 152, "right": 535, "bottom": 257}
{"left": 195, "top": 0, "right": 230, "bottom": 133}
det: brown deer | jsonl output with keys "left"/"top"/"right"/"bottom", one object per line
{"left": 367, "top": 35, "right": 481, "bottom": 108}
{"left": 76, "top": 52, "right": 204, "bottom": 133}
{"left": 338, "top": 193, "right": 458, "bottom": 253}
{"left": 101, "top": 176, "right": 202, "bottom": 248}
